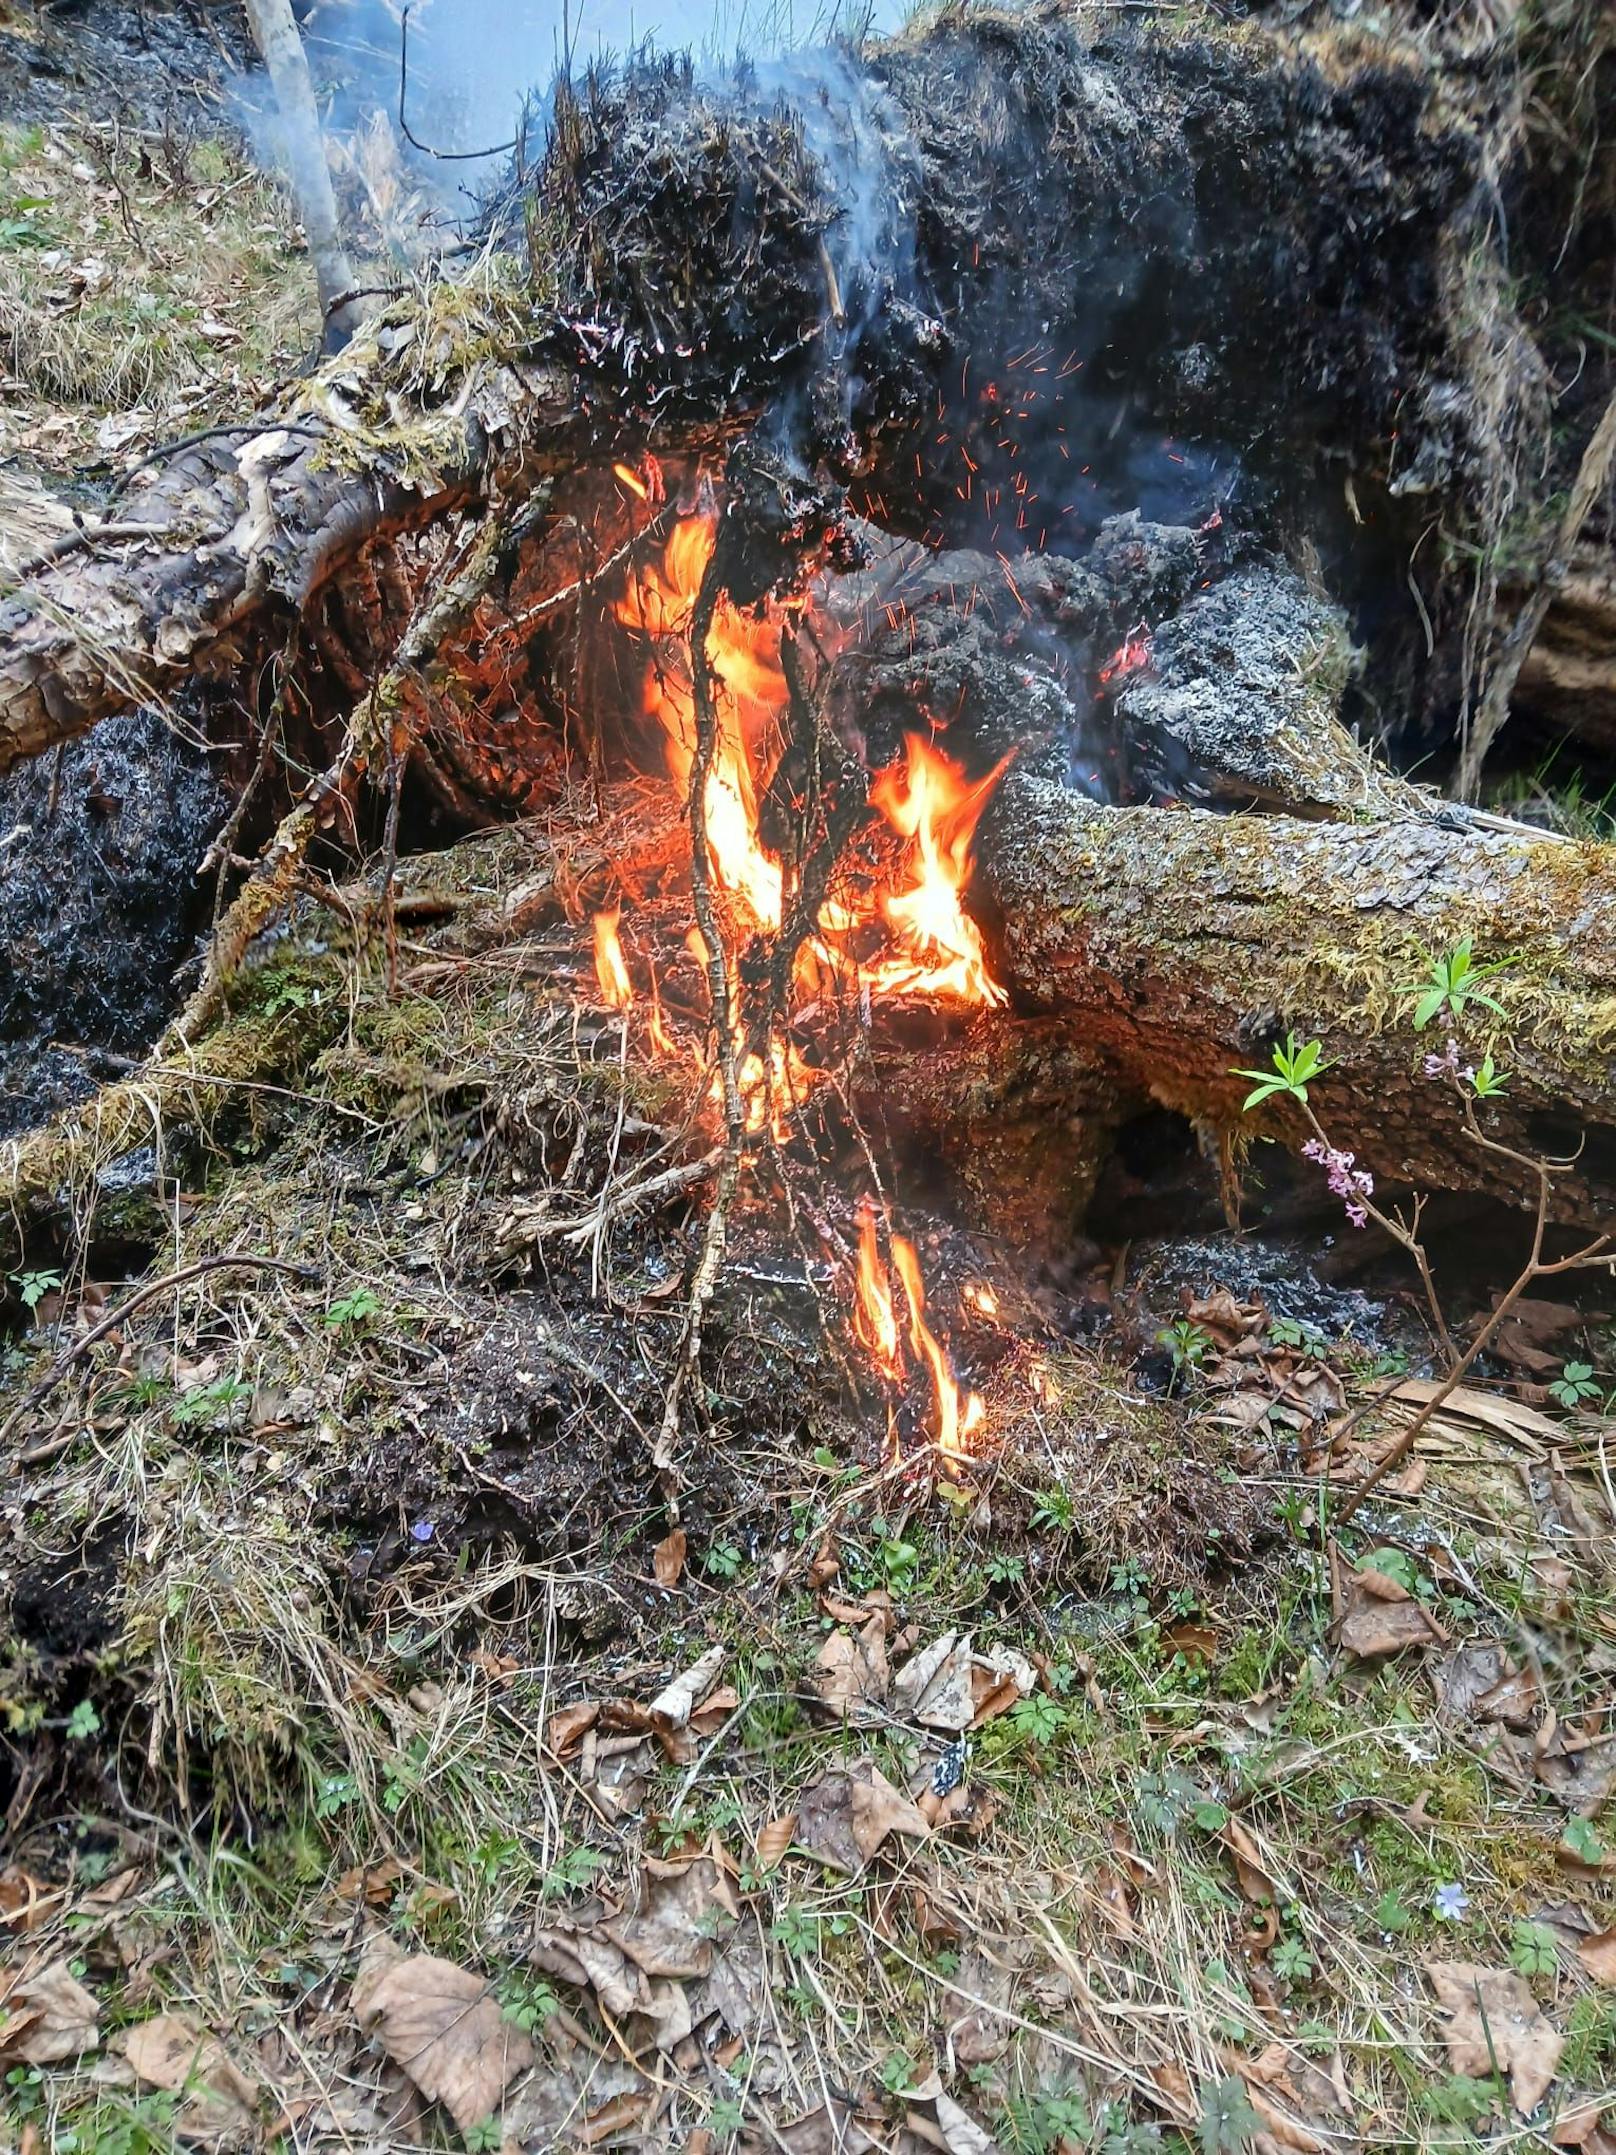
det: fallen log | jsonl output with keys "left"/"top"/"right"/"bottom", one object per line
{"left": 981, "top": 773, "right": 1616, "bottom": 1226}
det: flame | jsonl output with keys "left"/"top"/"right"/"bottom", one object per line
{"left": 613, "top": 460, "right": 649, "bottom": 502}
{"left": 852, "top": 1200, "right": 902, "bottom": 1377}
{"left": 965, "top": 1281, "right": 999, "bottom": 1316}
{"left": 725, "top": 1030, "right": 818, "bottom": 1141}
{"left": 891, "top": 1233, "right": 984, "bottom": 1470}
{"left": 866, "top": 735, "right": 1009, "bottom": 1007}
{"left": 593, "top": 907, "right": 633, "bottom": 1009}
{"left": 848, "top": 1202, "right": 983, "bottom": 1471}
{"left": 1098, "top": 632, "right": 1151, "bottom": 685}
{"left": 615, "top": 515, "right": 785, "bottom": 931}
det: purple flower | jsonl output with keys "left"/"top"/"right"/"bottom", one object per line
{"left": 1433, "top": 1881, "right": 1470, "bottom": 1922}
{"left": 1302, "top": 1139, "right": 1374, "bottom": 1228}
{"left": 410, "top": 1519, "right": 436, "bottom": 1543}
{"left": 1423, "top": 1037, "right": 1462, "bottom": 1081}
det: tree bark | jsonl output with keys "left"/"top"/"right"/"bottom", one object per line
{"left": 980, "top": 771, "right": 1616, "bottom": 1225}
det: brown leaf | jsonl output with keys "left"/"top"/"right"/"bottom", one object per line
{"left": 122, "top": 2013, "right": 258, "bottom": 2140}
{"left": 813, "top": 1618, "right": 889, "bottom": 1718}
{"left": 1164, "top": 1620, "right": 1219, "bottom": 1666}
{"left": 0, "top": 1960, "right": 100, "bottom": 2065}
{"left": 796, "top": 1763, "right": 930, "bottom": 1874}
{"left": 577, "top": 2090, "right": 652, "bottom": 2143}
{"left": 754, "top": 1813, "right": 797, "bottom": 1873}
{"left": 354, "top": 1949, "right": 534, "bottom": 2132}
{"left": 336, "top": 1858, "right": 405, "bottom": 1906}
{"left": 1426, "top": 1961, "right": 1564, "bottom": 2114}
{"left": 1220, "top": 1817, "right": 1276, "bottom": 1906}
{"left": 1576, "top": 1929, "right": 1616, "bottom": 1987}
{"left": 1338, "top": 1579, "right": 1444, "bottom": 1658}
{"left": 0, "top": 1869, "right": 65, "bottom": 1934}
{"left": 653, "top": 1528, "right": 687, "bottom": 1587}
{"left": 546, "top": 1701, "right": 599, "bottom": 1759}
{"left": 894, "top": 1633, "right": 974, "bottom": 1731}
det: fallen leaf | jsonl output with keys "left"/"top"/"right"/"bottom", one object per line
{"left": 653, "top": 1528, "right": 687, "bottom": 1587}
{"left": 0, "top": 1960, "right": 100, "bottom": 2065}
{"left": 1426, "top": 1961, "right": 1563, "bottom": 2114}
{"left": 122, "top": 2013, "right": 258, "bottom": 2140}
{"left": 795, "top": 1762, "right": 930, "bottom": 1874}
{"left": 353, "top": 1948, "right": 534, "bottom": 2132}
{"left": 1338, "top": 1578, "right": 1444, "bottom": 1658}
{"left": 1577, "top": 1929, "right": 1616, "bottom": 1987}
{"left": 934, "top": 2089, "right": 1001, "bottom": 2154}
{"left": 894, "top": 1632, "right": 974, "bottom": 1731}
{"left": 813, "top": 1617, "right": 890, "bottom": 1718}
{"left": 1386, "top": 1379, "right": 1559, "bottom": 1452}
{"left": 754, "top": 1813, "right": 797, "bottom": 1873}
{"left": 547, "top": 1701, "right": 599, "bottom": 1759}
{"left": 336, "top": 1858, "right": 405, "bottom": 1906}
{"left": 577, "top": 2090, "right": 652, "bottom": 2143}
{"left": 0, "top": 1869, "right": 65, "bottom": 1934}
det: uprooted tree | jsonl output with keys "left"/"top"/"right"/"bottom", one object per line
{"left": 4, "top": 0, "right": 1616, "bottom": 1290}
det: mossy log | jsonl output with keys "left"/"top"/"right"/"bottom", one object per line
{"left": 980, "top": 772, "right": 1616, "bottom": 1226}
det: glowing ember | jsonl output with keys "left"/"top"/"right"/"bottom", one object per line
{"left": 866, "top": 735, "right": 1010, "bottom": 1007}
{"left": 722, "top": 1029, "right": 819, "bottom": 1141}
{"left": 592, "top": 907, "right": 634, "bottom": 1009}
{"left": 1098, "top": 631, "right": 1151, "bottom": 685}
{"left": 613, "top": 461, "right": 650, "bottom": 502}
{"left": 964, "top": 1281, "right": 999, "bottom": 1316}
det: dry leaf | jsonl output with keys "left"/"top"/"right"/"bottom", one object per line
{"left": 0, "top": 1870, "right": 65, "bottom": 1934}
{"left": 754, "top": 1814, "right": 797, "bottom": 1873}
{"left": 0, "top": 1960, "right": 100, "bottom": 2065}
{"left": 547, "top": 1701, "right": 599, "bottom": 1758}
{"left": 934, "top": 2089, "right": 1002, "bottom": 2154}
{"left": 1426, "top": 1961, "right": 1563, "bottom": 2114}
{"left": 795, "top": 1762, "right": 930, "bottom": 1874}
{"left": 894, "top": 1633, "right": 974, "bottom": 1730}
{"left": 1338, "top": 1577, "right": 1444, "bottom": 1657}
{"left": 1577, "top": 1929, "right": 1616, "bottom": 1987}
{"left": 813, "top": 1617, "right": 890, "bottom": 1718}
{"left": 336, "top": 1858, "right": 405, "bottom": 1906}
{"left": 123, "top": 2013, "right": 258, "bottom": 2140}
{"left": 354, "top": 1949, "right": 534, "bottom": 2132}
{"left": 653, "top": 1528, "right": 687, "bottom": 1587}
{"left": 577, "top": 2090, "right": 652, "bottom": 2143}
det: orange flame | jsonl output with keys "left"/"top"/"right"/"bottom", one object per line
{"left": 866, "top": 735, "right": 1010, "bottom": 1006}
{"left": 615, "top": 515, "right": 786, "bottom": 931}
{"left": 593, "top": 907, "right": 634, "bottom": 1009}
{"left": 891, "top": 1234, "right": 984, "bottom": 1470}
{"left": 613, "top": 461, "right": 650, "bottom": 502}
{"left": 852, "top": 1200, "right": 902, "bottom": 1377}
{"left": 965, "top": 1281, "right": 999, "bottom": 1316}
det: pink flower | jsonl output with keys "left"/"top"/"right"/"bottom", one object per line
{"left": 1302, "top": 1138, "right": 1374, "bottom": 1228}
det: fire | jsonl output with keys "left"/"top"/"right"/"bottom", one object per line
{"left": 725, "top": 1030, "right": 819, "bottom": 1141}
{"left": 592, "top": 907, "right": 634, "bottom": 1009}
{"left": 849, "top": 1201, "right": 983, "bottom": 1471}
{"left": 866, "top": 736, "right": 1010, "bottom": 1007}
{"left": 613, "top": 460, "right": 649, "bottom": 502}
{"left": 965, "top": 1280, "right": 999, "bottom": 1316}
{"left": 614, "top": 514, "right": 786, "bottom": 931}
{"left": 852, "top": 1200, "right": 902, "bottom": 1376}
{"left": 1098, "top": 631, "right": 1151, "bottom": 685}
{"left": 891, "top": 1233, "right": 984, "bottom": 1470}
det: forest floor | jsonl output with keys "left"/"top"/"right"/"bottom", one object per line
{"left": 3, "top": 27, "right": 1616, "bottom": 2155}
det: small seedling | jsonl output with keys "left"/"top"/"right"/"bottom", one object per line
{"left": 1509, "top": 1920, "right": 1559, "bottom": 1980}
{"left": 1470, "top": 1052, "right": 1509, "bottom": 1097}
{"left": 1549, "top": 1360, "right": 1602, "bottom": 1410}
{"left": 1271, "top": 1933, "right": 1314, "bottom": 1984}
{"left": 1399, "top": 937, "right": 1514, "bottom": 1030}
{"left": 704, "top": 1540, "right": 744, "bottom": 1580}
{"left": 325, "top": 1286, "right": 382, "bottom": 1330}
{"left": 1158, "top": 1318, "right": 1214, "bottom": 1374}
{"left": 1375, "top": 1887, "right": 1412, "bottom": 1934}
{"left": 1030, "top": 1486, "right": 1077, "bottom": 1533}
{"left": 983, "top": 1551, "right": 1026, "bottom": 1586}
{"left": 8, "top": 1268, "right": 62, "bottom": 1314}
{"left": 1197, "top": 2074, "right": 1261, "bottom": 2154}
{"left": 1232, "top": 1033, "right": 1331, "bottom": 1110}
{"left": 64, "top": 1699, "right": 100, "bottom": 1741}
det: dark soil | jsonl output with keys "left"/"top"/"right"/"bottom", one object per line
{"left": 0, "top": 0, "right": 249, "bottom": 131}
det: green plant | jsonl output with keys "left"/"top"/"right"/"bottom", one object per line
{"left": 65, "top": 1698, "right": 100, "bottom": 1740}
{"left": 170, "top": 1374, "right": 253, "bottom": 1429}
{"left": 496, "top": 1972, "right": 559, "bottom": 2034}
{"left": 1508, "top": 1920, "right": 1559, "bottom": 1979}
{"left": 1399, "top": 937, "right": 1514, "bottom": 1030}
{"left": 538, "top": 1846, "right": 607, "bottom": 1900}
{"left": 1157, "top": 1318, "right": 1213, "bottom": 1374}
{"left": 325, "top": 1286, "right": 382, "bottom": 1330}
{"left": 1270, "top": 1933, "right": 1314, "bottom": 1983}
{"left": 1197, "top": 2076, "right": 1260, "bottom": 2154}
{"left": 878, "top": 2052, "right": 923, "bottom": 2100}
{"left": 1030, "top": 1486, "right": 1077, "bottom": 1533}
{"left": 1562, "top": 1815, "right": 1607, "bottom": 1866}
{"left": 0, "top": 198, "right": 51, "bottom": 248}
{"left": 984, "top": 1551, "right": 1026, "bottom": 1585}
{"left": 1375, "top": 1887, "right": 1413, "bottom": 1934}
{"left": 463, "top": 2119, "right": 504, "bottom": 2152}
{"left": 1470, "top": 1052, "right": 1509, "bottom": 1098}
{"left": 873, "top": 1522, "right": 920, "bottom": 1594}
{"left": 1549, "top": 1359, "right": 1602, "bottom": 1410}
{"left": 705, "top": 1540, "right": 744, "bottom": 1580}
{"left": 1268, "top": 1316, "right": 1325, "bottom": 1354}
{"left": 1232, "top": 1033, "right": 1331, "bottom": 1110}
{"left": 1007, "top": 1694, "right": 1071, "bottom": 1748}
{"left": 9, "top": 1268, "right": 62, "bottom": 1314}
{"left": 708, "top": 2096, "right": 746, "bottom": 2140}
